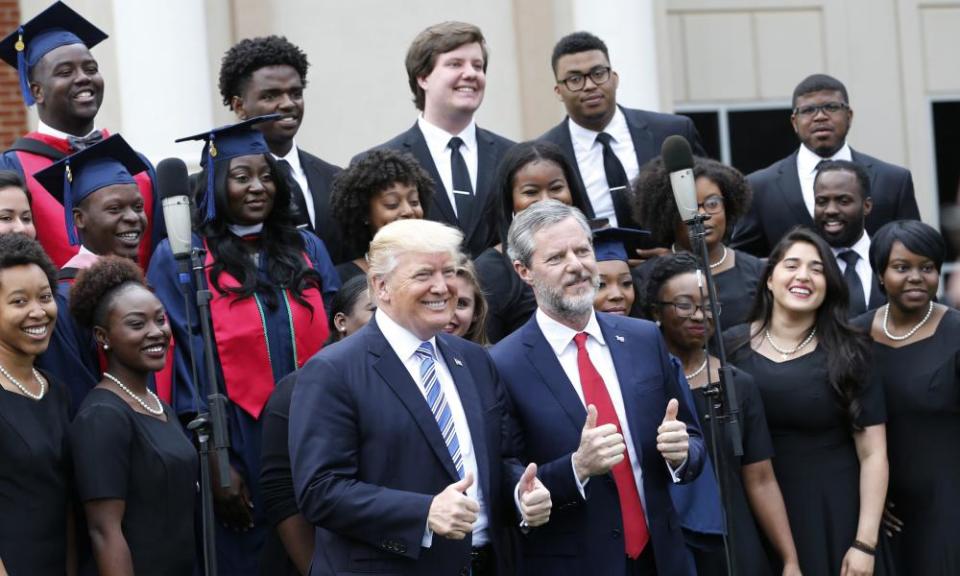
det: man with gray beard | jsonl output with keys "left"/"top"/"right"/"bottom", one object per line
{"left": 489, "top": 200, "right": 704, "bottom": 575}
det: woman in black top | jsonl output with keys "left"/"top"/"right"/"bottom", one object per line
{"left": 633, "top": 157, "right": 763, "bottom": 325}
{"left": 853, "top": 220, "right": 960, "bottom": 573}
{"left": 68, "top": 256, "right": 197, "bottom": 576}
{"left": 0, "top": 234, "right": 72, "bottom": 576}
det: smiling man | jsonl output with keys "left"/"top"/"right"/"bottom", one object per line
{"left": 0, "top": 1, "right": 161, "bottom": 269}
{"left": 361, "top": 22, "right": 514, "bottom": 258}
{"left": 731, "top": 74, "right": 920, "bottom": 258}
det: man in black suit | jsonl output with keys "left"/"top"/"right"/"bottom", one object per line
{"left": 731, "top": 73, "right": 920, "bottom": 258}
{"left": 219, "top": 35, "right": 347, "bottom": 263}
{"left": 540, "top": 31, "right": 704, "bottom": 230}
{"left": 361, "top": 21, "right": 514, "bottom": 258}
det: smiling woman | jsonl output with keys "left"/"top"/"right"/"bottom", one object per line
{"left": 0, "top": 171, "right": 35, "bottom": 239}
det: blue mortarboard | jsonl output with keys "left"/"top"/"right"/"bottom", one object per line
{"left": 175, "top": 114, "right": 280, "bottom": 225}
{"left": 0, "top": 1, "right": 108, "bottom": 106}
{"left": 593, "top": 227, "right": 652, "bottom": 262}
{"left": 33, "top": 134, "right": 146, "bottom": 246}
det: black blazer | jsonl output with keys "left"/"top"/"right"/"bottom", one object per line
{"left": 539, "top": 105, "right": 705, "bottom": 225}
{"left": 299, "top": 149, "right": 346, "bottom": 264}
{"left": 731, "top": 148, "right": 920, "bottom": 258}
{"left": 362, "top": 123, "right": 515, "bottom": 258}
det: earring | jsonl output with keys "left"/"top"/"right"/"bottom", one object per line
{"left": 655, "top": 320, "right": 661, "bottom": 327}
{"left": 103, "top": 344, "right": 109, "bottom": 350}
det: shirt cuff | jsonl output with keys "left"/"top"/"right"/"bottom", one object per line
{"left": 422, "top": 522, "right": 433, "bottom": 548}
{"left": 571, "top": 457, "right": 589, "bottom": 498}
{"left": 513, "top": 483, "right": 530, "bottom": 532}
{"left": 666, "top": 457, "right": 687, "bottom": 483}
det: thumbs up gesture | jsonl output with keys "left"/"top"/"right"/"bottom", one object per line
{"left": 656, "top": 399, "right": 689, "bottom": 467}
{"left": 517, "top": 463, "right": 552, "bottom": 527}
{"left": 572, "top": 404, "right": 626, "bottom": 483}
{"left": 428, "top": 473, "right": 480, "bottom": 540}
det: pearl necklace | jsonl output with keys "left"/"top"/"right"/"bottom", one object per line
{"left": 882, "top": 301, "right": 934, "bottom": 341}
{"left": 103, "top": 372, "right": 164, "bottom": 415}
{"left": 765, "top": 327, "right": 817, "bottom": 360}
{"left": 672, "top": 244, "right": 728, "bottom": 269}
{"left": 685, "top": 357, "right": 709, "bottom": 380}
{"left": 0, "top": 362, "right": 45, "bottom": 400}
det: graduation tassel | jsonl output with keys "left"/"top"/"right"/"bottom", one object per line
{"left": 64, "top": 161, "right": 79, "bottom": 245}
{"left": 15, "top": 28, "right": 34, "bottom": 106}
{"left": 201, "top": 134, "right": 217, "bottom": 225}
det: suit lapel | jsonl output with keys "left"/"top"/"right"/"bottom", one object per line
{"left": 466, "top": 128, "right": 497, "bottom": 238}
{"left": 403, "top": 124, "right": 457, "bottom": 224}
{"left": 556, "top": 118, "right": 595, "bottom": 218}
{"left": 298, "top": 149, "right": 328, "bottom": 230}
{"left": 622, "top": 106, "right": 656, "bottom": 171}
{"left": 776, "top": 152, "right": 814, "bottom": 227}
{"left": 521, "top": 318, "right": 586, "bottom": 432}
{"left": 596, "top": 314, "right": 649, "bottom": 466}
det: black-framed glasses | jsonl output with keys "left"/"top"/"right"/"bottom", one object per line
{"left": 698, "top": 195, "right": 724, "bottom": 215}
{"left": 558, "top": 66, "right": 611, "bottom": 92}
{"left": 793, "top": 101, "right": 849, "bottom": 117}
{"left": 658, "top": 299, "right": 719, "bottom": 318}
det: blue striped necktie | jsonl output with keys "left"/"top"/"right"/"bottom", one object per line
{"left": 415, "top": 341, "right": 464, "bottom": 478}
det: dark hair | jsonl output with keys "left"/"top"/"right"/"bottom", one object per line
{"left": 869, "top": 220, "right": 946, "bottom": 276}
{"left": 633, "top": 156, "right": 751, "bottom": 246}
{"left": 792, "top": 74, "right": 849, "bottom": 108}
{"left": 743, "top": 227, "right": 870, "bottom": 427}
{"left": 327, "top": 275, "right": 370, "bottom": 342}
{"left": 814, "top": 159, "right": 871, "bottom": 199}
{"left": 0, "top": 170, "right": 30, "bottom": 206}
{"left": 331, "top": 149, "right": 435, "bottom": 260}
{"left": 0, "top": 234, "right": 57, "bottom": 292}
{"left": 455, "top": 256, "right": 490, "bottom": 346}
{"left": 200, "top": 154, "right": 322, "bottom": 311}
{"left": 493, "top": 141, "right": 590, "bottom": 246}
{"left": 405, "top": 22, "right": 488, "bottom": 111}
{"left": 70, "top": 256, "right": 145, "bottom": 329}
{"left": 638, "top": 253, "right": 700, "bottom": 320}
{"left": 551, "top": 31, "right": 609, "bottom": 75}
{"left": 218, "top": 35, "right": 309, "bottom": 108}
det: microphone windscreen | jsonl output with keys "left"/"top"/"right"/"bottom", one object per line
{"left": 157, "top": 157, "right": 190, "bottom": 200}
{"left": 661, "top": 135, "right": 694, "bottom": 173}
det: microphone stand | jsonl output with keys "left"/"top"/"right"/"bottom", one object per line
{"left": 177, "top": 249, "right": 232, "bottom": 576}
{"left": 686, "top": 213, "right": 742, "bottom": 576}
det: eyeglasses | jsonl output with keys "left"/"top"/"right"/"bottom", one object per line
{"left": 698, "top": 195, "right": 724, "bottom": 215}
{"left": 557, "top": 66, "right": 612, "bottom": 92}
{"left": 793, "top": 102, "right": 849, "bottom": 117}
{"left": 658, "top": 300, "right": 719, "bottom": 318}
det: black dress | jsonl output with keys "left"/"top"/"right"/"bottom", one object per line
{"left": 474, "top": 247, "right": 536, "bottom": 343}
{"left": 854, "top": 308, "right": 960, "bottom": 574}
{"left": 335, "top": 260, "right": 365, "bottom": 286}
{"left": 0, "top": 372, "right": 71, "bottom": 576}
{"left": 725, "top": 324, "right": 886, "bottom": 575}
{"left": 70, "top": 388, "right": 198, "bottom": 576}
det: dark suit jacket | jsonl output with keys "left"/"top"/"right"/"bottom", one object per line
{"left": 731, "top": 148, "right": 921, "bottom": 258}
{"left": 539, "top": 105, "right": 705, "bottom": 227}
{"left": 289, "top": 318, "right": 516, "bottom": 576}
{"left": 489, "top": 312, "right": 703, "bottom": 576}
{"left": 361, "top": 123, "right": 515, "bottom": 257}
{"left": 299, "top": 149, "right": 346, "bottom": 264}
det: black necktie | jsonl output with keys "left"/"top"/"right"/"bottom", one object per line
{"left": 595, "top": 132, "right": 634, "bottom": 228}
{"left": 276, "top": 158, "right": 312, "bottom": 230}
{"left": 839, "top": 250, "right": 866, "bottom": 315}
{"left": 449, "top": 137, "right": 473, "bottom": 226}
{"left": 67, "top": 131, "right": 104, "bottom": 152}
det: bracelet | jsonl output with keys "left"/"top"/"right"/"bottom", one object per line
{"left": 851, "top": 540, "right": 876, "bottom": 556}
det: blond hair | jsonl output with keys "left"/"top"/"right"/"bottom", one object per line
{"left": 367, "top": 219, "right": 464, "bottom": 284}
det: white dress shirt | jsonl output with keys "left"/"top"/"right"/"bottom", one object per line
{"left": 417, "top": 116, "right": 479, "bottom": 218}
{"left": 567, "top": 108, "right": 640, "bottom": 227}
{"left": 272, "top": 141, "right": 315, "bottom": 228}
{"left": 37, "top": 119, "right": 99, "bottom": 140}
{"left": 375, "top": 309, "right": 488, "bottom": 547}
{"left": 796, "top": 142, "right": 852, "bottom": 218}
{"left": 831, "top": 232, "right": 874, "bottom": 305}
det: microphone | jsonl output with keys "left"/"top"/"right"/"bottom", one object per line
{"left": 661, "top": 135, "right": 698, "bottom": 222}
{"left": 157, "top": 158, "right": 193, "bottom": 259}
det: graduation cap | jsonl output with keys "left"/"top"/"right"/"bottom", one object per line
{"left": 175, "top": 114, "right": 280, "bottom": 225}
{"left": 0, "top": 1, "right": 108, "bottom": 106}
{"left": 33, "top": 134, "right": 146, "bottom": 246}
{"left": 593, "top": 227, "right": 652, "bottom": 262}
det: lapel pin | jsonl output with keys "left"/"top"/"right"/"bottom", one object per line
{"left": 615, "top": 335, "right": 625, "bottom": 343}
{"left": 454, "top": 358, "right": 464, "bottom": 367}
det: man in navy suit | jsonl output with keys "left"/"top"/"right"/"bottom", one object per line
{"left": 540, "top": 31, "right": 704, "bottom": 231}
{"left": 490, "top": 200, "right": 704, "bottom": 575}
{"left": 289, "top": 219, "right": 551, "bottom": 576}
{"left": 731, "top": 73, "right": 920, "bottom": 258}
{"left": 359, "top": 22, "right": 514, "bottom": 258}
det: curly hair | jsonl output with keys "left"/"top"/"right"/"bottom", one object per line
{"left": 551, "top": 31, "right": 609, "bottom": 75}
{"left": 0, "top": 234, "right": 56, "bottom": 291}
{"left": 70, "top": 256, "right": 145, "bottom": 329}
{"left": 331, "top": 149, "right": 435, "bottom": 260}
{"left": 637, "top": 253, "right": 700, "bottom": 320}
{"left": 633, "top": 156, "right": 752, "bottom": 246}
{"left": 218, "top": 35, "right": 309, "bottom": 108}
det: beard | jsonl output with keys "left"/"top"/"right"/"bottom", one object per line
{"left": 532, "top": 271, "right": 600, "bottom": 322}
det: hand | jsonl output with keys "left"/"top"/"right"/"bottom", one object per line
{"left": 572, "top": 405, "right": 626, "bottom": 482}
{"left": 781, "top": 562, "right": 803, "bottom": 576}
{"left": 212, "top": 463, "right": 254, "bottom": 531}
{"left": 517, "top": 463, "right": 551, "bottom": 527}
{"left": 840, "top": 546, "right": 875, "bottom": 576}
{"left": 428, "top": 473, "right": 479, "bottom": 540}
{"left": 656, "top": 399, "right": 689, "bottom": 468}
{"left": 882, "top": 501, "right": 903, "bottom": 538}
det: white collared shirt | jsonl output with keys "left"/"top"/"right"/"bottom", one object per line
{"left": 831, "top": 232, "right": 873, "bottom": 304}
{"left": 272, "top": 141, "right": 315, "bottom": 228}
{"left": 37, "top": 119, "right": 99, "bottom": 140}
{"left": 375, "top": 308, "right": 488, "bottom": 546}
{"left": 797, "top": 142, "right": 853, "bottom": 218}
{"left": 417, "top": 115, "right": 479, "bottom": 218}
{"left": 567, "top": 108, "right": 639, "bottom": 227}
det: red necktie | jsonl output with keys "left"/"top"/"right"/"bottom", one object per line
{"left": 574, "top": 332, "right": 650, "bottom": 558}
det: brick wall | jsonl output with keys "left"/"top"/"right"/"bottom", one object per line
{"left": 0, "top": 0, "right": 27, "bottom": 148}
